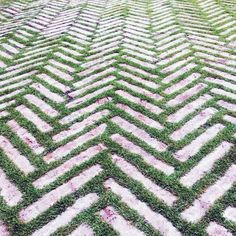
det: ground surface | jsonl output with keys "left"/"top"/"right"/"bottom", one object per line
{"left": 0, "top": 0, "right": 235, "bottom": 235}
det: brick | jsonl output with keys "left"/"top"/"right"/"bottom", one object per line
{"left": 112, "top": 116, "right": 167, "bottom": 152}
{"left": 104, "top": 179, "right": 181, "bottom": 236}
{"left": 100, "top": 206, "right": 145, "bottom": 236}
{"left": 34, "top": 144, "right": 105, "bottom": 189}
{"left": 180, "top": 142, "right": 233, "bottom": 187}
{"left": 181, "top": 165, "right": 236, "bottom": 223}
{"left": 0, "top": 136, "right": 35, "bottom": 174}
{"left": 53, "top": 110, "right": 109, "bottom": 142}
{"left": 207, "top": 222, "right": 233, "bottom": 236}
{"left": 175, "top": 124, "right": 225, "bottom": 162}
{"left": 167, "top": 83, "right": 207, "bottom": 107}
{"left": 20, "top": 165, "right": 102, "bottom": 223}
{"left": 111, "top": 134, "right": 174, "bottom": 175}
{"left": 7, "top": 120, "right": 45, "bottom": 155}
{"left": 16, "top": 105, "right": 52, "bottom": 133}
{"left": 44, "top": 124, "right": 106, "bottom": 163}
{"left": 24, "top": 94, "right": 58, "bottom": 118}
{"left": 0, "top": 221, "right": 9, "bottom": 236}
{"left": 168, "top": 95, "right": 212, "bottom": 123}
{"left": 224, "top": 207, "right": 236, "bottom": 223}
{"left": 68, "top": 224, "right": 94, "bottom": 236}
{"left": 112, "top": 155, "right": 176, "bottom": 206}
{"left": 170, "top": 108, "right": 217, "bottom": 141}
{"left": 31, "top": 193, "right": 99, "bottom": 236}
{"left": 0, "top": 167, "right": 22, "bottom": 206}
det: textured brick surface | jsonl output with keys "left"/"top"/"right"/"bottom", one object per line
{"left": 0, "top": 0, "right": 235, "bottom": 235}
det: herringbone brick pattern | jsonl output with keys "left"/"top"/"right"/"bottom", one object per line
{"left": 0, "top": 0, "right": 235, "bottom": 235}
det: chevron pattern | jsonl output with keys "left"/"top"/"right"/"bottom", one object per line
{"left": 0, "top": 0, "right": 235, "bottom": 235}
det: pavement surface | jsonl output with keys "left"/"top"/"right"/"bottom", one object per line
{"left": 0, "top": 0, "right": 235, "bottom": 235}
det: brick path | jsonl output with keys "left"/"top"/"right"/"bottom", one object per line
{"left": 0, "top": 0, "right": 235, "bottom": 235}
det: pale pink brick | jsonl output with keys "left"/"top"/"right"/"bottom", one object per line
{"left": 111, "top": 134, "right": 174, "bottom": 175}
{"left": 69, "top": 224, "right": 94, "bottom": 236}
{"left": 0, "top": 60, "right": 6, "bottom": 68}
{"left": 167, "top": 83, "right": 207, "bottom": 107}
{"left": 54, "top": 52, "right": 80, "bottom": 65}
{"left": 217, "top": 100, "right": 236, "bottom": 112}
{"left": 20, "top": 165, "right": 102, "bottom": 223}
{"left": 181, "top": 164, "right": 236, "bottom": 223}
{"left": 67, "top": 85, "right": 113, "bottom": 108}
{"left": 7, "top": 120, "right": 45, "bottom": 155}
{"left": 164, "top": 73, "right": 201, "bottom": 94}
{"left": 116, "top": 90, "right": 162, "bottom": 115}
{"left": 205, "top": 77, "right": 236, "bottom": 91}
{"left": 112, "top": 155, "right": 176, "bottom": 206}
{"left": 158, "top": 49, "right": 191, "bottom": 66}
{"left": 34, "top": 144, "right": 106, "bottom": 189}
{"left": 24, "top": 94, "right": 58, "bottom": 118}
{"left": 168, "top": 95, "right": 212, "bottom": 123}
{"left": 0, "top": 221, "right": 9, "bottom": 236}
{"left": 0, "top": 89, "right": 25, "bottom": 102}
{"left": 161, "top": 57, "right": 194, "bottom": 74}
{"left": 117, "top": 80, "right": 162, "bottom": 100}
{"left": 45, "top": 65, "right": 73, "bottom": 81}
{"left": 0, "top": 167, "right": 22, "bottom": 206}
{"left": 0, "top": 51, "right": 12, "bottom": 59}
{"left": 74, "top": 67, "right": 115, "bottom": 88}
{"left": 170, "top": 107, "right": 217, "bottom": 141}
{"left": 159, "top": 43, "right": 190, "bottom": 60}
{"left": 0, "top": 68, "right": 33, "bottom": 80}
{"left": 211, "top": 88, "right": 236, "bottom": 100}
{"left": 37, "top": 74, "right": 70, "bottom": 93}
{"left": 203, "top": 67, "right": 236, "bottom": 82}
{"left": 116, "top": 103, "right": 163, "bottom": 129}
{"left": 224, "top": 207, "right": 236, "bottom": 223}
{"left": 0, "top": 111, "right": 9, "bottom": 118}
{"left": 2, "top": 43, "right": 18, "bottom": 54}
{"left": 54, "top": 47, "right": 82, "bottom": 57}
{"left": 90, "top": 43, "right": 118, "bottom": 56}
{"left": 16, "top": 105, "right": 52, "bottom": 133}
{"left": 119, "top": 70, "right": 159, "bottom": 89}
{"left": 31, "top": 83, "right": 64, "bottom": 103}
{"left": 207, "top": 222, "right": 233, "bottom": 236}
{"left": 78, "top": 59, "right": 116, "bottom": 77}
{"left": 123, "top": 48, "right": 155, "bottom": 63}
{"left": 0, "top": 136, "right": 35, "bottom": 174}
{"left": 49, "top": 59, "right": 75, "bottom": 73}
{"left": 112, "top": 116, "right": 167, "bottom": 152}
{"left": 81, "top": 53, "right": 118, "bottom": 69}
{"left": 157, "top": 38, "right": 185, "bottom": 51}
{"left": 162, "top": 63, "right": 196, "bottom": 84}
{"left": 69, "top": 76, "right": 115, "bottom": 97}
{"left": 0, "top": 100, "right": 15, "bottom": 110}
{"left": 180, "top": 142, "right": 233, "bottom": 187}
{"left": 100, "top": 206, "right": 145, "bottom": 236}
{"left": 175, "top": 124, "right": 225, "bottom": 162}
{"left": 0, "top": 79, "right": 31, "bottom": 93}
{"left": 31, "top": 193, "right": 99, "bottom": 236}
{"left": 0, "top": 71, "right": 36, "bottom": 88}
{"left": 60, "top": 97, "right": 111, "bottom": 125}
{"left": 44, "top": 124, "right": 106, "bottom": 163}
{"left": 121, "top": 64, "right": 156, "bottom": 79}
{"left": 53, "top": 110, "right": 109, "bottom": 142}
{"left": 122, "top": 55, "right": 155, "bottom": 70}
{"left": 224, "top": 115, "right": 236, "bottom": 124}
{"left": 104, "top": 179, "right": 181, "bottom": 236}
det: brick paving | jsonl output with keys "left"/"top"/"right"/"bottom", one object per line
{"left": 0, "top": 0, "right": 235, "bottom": 235}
